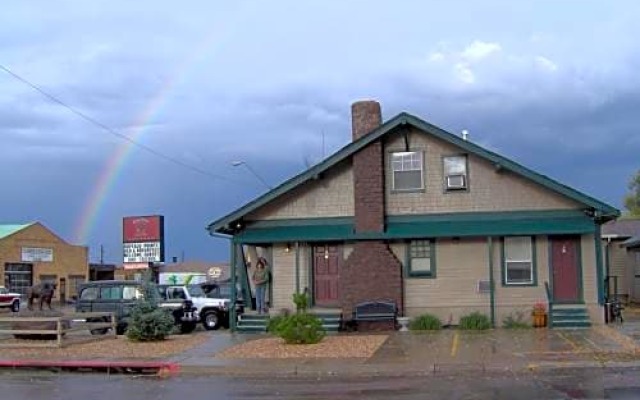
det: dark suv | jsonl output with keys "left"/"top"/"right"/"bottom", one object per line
{"left": 75, "top": 280, "right": 197, "bottom": 335}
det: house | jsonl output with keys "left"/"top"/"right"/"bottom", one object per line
{"left": 207, "top": 100, "right": 619, "bottom": 330}
{"left": 0, "top": 222, "right": 89, "bottom": 301}
{"left": 602, "top": 218, "right": 640, "bottom": 303}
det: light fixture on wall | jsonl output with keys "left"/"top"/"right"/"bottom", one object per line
{"left": 284, "top": 243, "right": 291, "bottom": 253}
{"left": 324, "top": 246, "right": 329, "bottom": 259}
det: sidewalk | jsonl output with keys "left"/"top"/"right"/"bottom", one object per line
{"left": 2, "top": 316, "right": 640, "bottom": 377}
{"left": 167, "top": 325, "right": 640, "bottom": 377}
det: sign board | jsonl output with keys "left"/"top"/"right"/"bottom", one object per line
{"left": 159, "top": 273, "right": 207, "bottom": 285}
{"left": 123, "top": 262, "right": 151, "bottom": 270}
{"left": 123, "top": 216, "right": 163, "bottom": 243}
{"left": 123, "top": 242, "right": 162, "bottom": 263}
{"left": 21, "top": 247, "right": 54, "bottom": 262}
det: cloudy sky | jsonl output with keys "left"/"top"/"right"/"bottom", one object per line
{"left": 1, "top": 0, "right": 638, "bottom": 264}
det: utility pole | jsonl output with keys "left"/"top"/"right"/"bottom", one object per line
{"left": 100, "top": 245, "right": 104, "bottom": 265}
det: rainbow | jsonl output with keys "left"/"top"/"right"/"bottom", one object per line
{"left": 73, "top": 10, "right": 248, "bottom": 245}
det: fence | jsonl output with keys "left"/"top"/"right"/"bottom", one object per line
{"left": 0, "top": 312, "right": 116, "bottom": 348}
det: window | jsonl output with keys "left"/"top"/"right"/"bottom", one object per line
{"left": 39, "top": 274, "right": 57, "bottom": 285}
{"left": 100, "top": 286, "right": 123, "bottom": 300}
{"left": 408, "top": 240, "right": 435, "bottom": 277}
{"left": 392, "top": 151, "right": 424, "bottom": 191}
{"left": 68, "top": 275, "right": 85, "bottom": 298}
{"left": 503, "top": 236, "right": 535, "bottom": 285}
{"left": 444, "top": 155, "right": 467, "bottom": 190}
{"left": 79, "top": 287, "right": 98, "bottom": 300}
{"left": 123, "top": 286, "right": 142, "bottom": 300}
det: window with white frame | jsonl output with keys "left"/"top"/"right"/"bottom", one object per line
{"left": 392, "top": 151, "right": 424, "bottom": 191}
{"left": 443, "top": 155, "right": 467, "bottom": 190}
{"left": 409, "top": 240, "right": 434, "bottom": 277}
{"left": 504, "top": 236, "right": 534, "bottom": 285}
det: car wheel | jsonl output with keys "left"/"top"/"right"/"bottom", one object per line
{"left": 116, "top": 324, "right": 127, "bottom": 335}
{"left": 180, "top": 321, "right": 197, "bottom": 334}
{"left": 11, "top": 300, "right": 19, "bottom": 313}
{"left": 202, "top": 310, "right": 221, "bottom": 331}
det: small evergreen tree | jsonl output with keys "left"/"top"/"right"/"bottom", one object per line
{"left": 268, "top": 292, "right": 325, "bottom": 344}
{"left": 126, "top": 273, "right": 175, "bottom": 342}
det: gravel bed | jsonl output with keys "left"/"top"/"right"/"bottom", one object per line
{"left": 216, "top": 335, "right": 388, "bottom": 359}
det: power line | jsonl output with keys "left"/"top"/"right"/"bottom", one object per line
{"left": 0, "top": 63, "right": 242, "bottom": 185}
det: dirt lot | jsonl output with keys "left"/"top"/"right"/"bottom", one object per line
{"left": 216, "top": 335, "right": 388, "bottom": 359}
{"left": 0, "top": 331, "right": 209, "bottom": 359}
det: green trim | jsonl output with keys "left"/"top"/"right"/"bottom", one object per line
{"left": 208, "top": 113, "right": 619, "bottom": 234}
{"left": 234, "top": 210, "right": 597, "bottom": 244}
{"left": 405, "top": 239, "right": 437, "bottom": 278}
{"left": 577, "top": 236, "right": 584, "bottom": 303}
{"left": 488, "top": 237, "right": 495, "bottom": 328}
{"left": 595, "top": 226, "right": 604, "bottom": 305}
{"left": 500, "top": 236, "right": 538, "bottom": 287}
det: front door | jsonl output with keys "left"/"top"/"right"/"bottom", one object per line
{"left": 550, "top": 236, "right": 581, "bottom": 303}
{"left": 313, "top": 245, "right": 340, "bottom": 307}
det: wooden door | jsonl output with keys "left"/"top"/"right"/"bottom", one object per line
{"left": 551, "top": 236, "right": 580, "bottom": 302}
{"left": 313, "top": 245, "right": 340, "bottom": 307}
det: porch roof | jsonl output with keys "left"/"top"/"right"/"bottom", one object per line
{"left": 234, "top": 211, "right": 595, "bottom": 244}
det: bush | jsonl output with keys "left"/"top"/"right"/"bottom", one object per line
{"left": 268, "top": 313, "right": 326, "bottom": 344}
{"left": 502, "top": 311, "right": 531, "bottom": 329}
{"left": 292, "top": 292, "right": 309, "bottom": 313}
{"left": 409, "top": 314, "right": 442, "bottom": 331}
{"left": 126, "top": 277, "right": 175, "bottom": 342}
{"left": 459, "top": 311, "right": 491, "bottom": 330}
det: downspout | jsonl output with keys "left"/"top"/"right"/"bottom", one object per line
{"left": 595, "top": 224, "right": 604, "bottom": 305}
{"left": 488, "top": 237, "right": 495, "bottom": 328}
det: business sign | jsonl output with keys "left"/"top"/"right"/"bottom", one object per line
{"left": 123, "top": 242, "right": 162, "bottom": 263}
{"left": 21, "top": 247, "right": 53, "bottom": 262}
{"left": 123, "top": 216, "right": 163, "bottom": 243}
{"left": 123, "top": 215, "right": 164, "bottom": 264}
{"left": 123, "top": 262, "right": 151, "bottom": 270}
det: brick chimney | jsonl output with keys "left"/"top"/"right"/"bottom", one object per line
{"left": 341, "top": 100, "right": 403, "bottom": 329}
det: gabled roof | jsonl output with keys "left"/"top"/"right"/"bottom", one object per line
{"left": 208, "top": 112, "right": 619, "bottom": 234}
{"left": 0, "top": 223, "right": 34, "bottom": 240}
{"left": 602, "top": 218, "right": 640, "bottom": 238}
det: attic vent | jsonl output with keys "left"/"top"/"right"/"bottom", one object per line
{"left": 446, "top": 174, "right": 466, "bottom": 190}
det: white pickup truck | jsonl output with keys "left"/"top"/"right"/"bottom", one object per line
{"left": 157, "top": 284, "right": 231, "bottom": 331}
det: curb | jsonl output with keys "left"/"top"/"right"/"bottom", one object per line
{"left": 0, "top": 360, "right": 180, "bottom": 376}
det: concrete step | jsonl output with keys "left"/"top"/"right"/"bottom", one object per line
{"left": 551, "top": 320, "right": 592, "bottom": 328}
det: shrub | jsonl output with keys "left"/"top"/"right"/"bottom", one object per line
{"left": 269, "top": 313, "right": 326, "bottom": 344}
{"left": 502, "top": 311, "right": 531, "bottom": 329}
{"left": 292, "top": 292, "right": 309, "bottom": 313}
{"left": 409, "top": 314, "right": 442, "bottom": 331}
{"left": 126, "top": 277, "right": 175, "bottom": 342}
{"left": 459, "top": 311, "right": 491, "bottom": 330}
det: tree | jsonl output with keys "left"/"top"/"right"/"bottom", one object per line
{"left": 624, "top": 169, "right": 640, "bottom": 217}
{"left": 126, "top": 273, "right": 175, "bottom": 342}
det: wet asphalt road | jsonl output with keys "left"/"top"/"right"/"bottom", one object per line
{"left": 2, "top": 367, "right": 640, "bottom": 399}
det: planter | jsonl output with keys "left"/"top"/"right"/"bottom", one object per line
{"left": 532, "top": 311, "right": 547, "bottom": 328}
{"left": 396, "top": 317, "right": 410, "bottom": 332}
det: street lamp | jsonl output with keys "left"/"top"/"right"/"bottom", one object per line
{"left": 232, "top": 160, "right": 272, "bottom": 190}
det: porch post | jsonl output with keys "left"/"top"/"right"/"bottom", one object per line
{"left": 295, "top": 241, "right": 300, "bottom": 294}
{"left": 230, "top": 239, "right": 237, "bottom": 332}
{"left": 487, "top": 237, "right": 496, "bottom": 328}
{"left": 595, "top": 225, "right": 604, "bottom": 305}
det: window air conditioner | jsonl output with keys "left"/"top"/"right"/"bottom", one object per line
{"left": 447, "top": 174, "right": 466, "bottom": 189}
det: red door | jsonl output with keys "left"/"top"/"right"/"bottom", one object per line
{"left": 551, "top": 236, "right": 580, "bottom": 302}
{"left": 313, "top": 245, "right": 340, "bottom": 307}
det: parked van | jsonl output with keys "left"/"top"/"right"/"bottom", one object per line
{"left": 75, "top": 280, "right": 198, "bottom": 335}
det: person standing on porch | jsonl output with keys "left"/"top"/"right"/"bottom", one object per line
{"left": 252, "top": 257, "right": 270, "bottom": 314}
